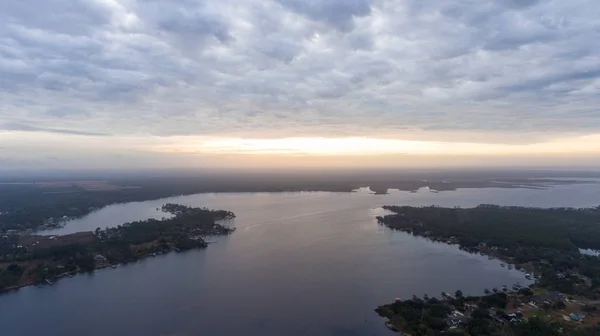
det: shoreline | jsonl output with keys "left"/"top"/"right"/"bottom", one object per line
{"left": 0, "top": 204, "right": 235, "bottom": 295}
{"left": 4, "top": 178, "right": 595, "bottom": 234}
{"left": 376, "top": 205, "right": 600, "bottom": 299}
{"left": 0, "top": 247, "right": 205, "bottom": 295}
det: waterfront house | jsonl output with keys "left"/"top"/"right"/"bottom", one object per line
{"left": 569, "top": 312, "right": 585, "bottom": 322}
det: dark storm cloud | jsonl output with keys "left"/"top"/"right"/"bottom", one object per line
{"left": 0, "top": 0, "right": 599, "bottom": 140}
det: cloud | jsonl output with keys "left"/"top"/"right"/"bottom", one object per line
{"left": 273, "top": 0, "right": 373, "bottom": 31}
{"left": 0, "top": 0, "right": 599, "bottom": 145}
{"left": 2, "top": 0, "right": 112, "bottom": 36}
{"left": 0, "top": 123, "right": 109, "bottom": 136}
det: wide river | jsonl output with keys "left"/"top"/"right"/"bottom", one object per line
{"left": 2, "top": 183, "right": 600, "bottom": 336}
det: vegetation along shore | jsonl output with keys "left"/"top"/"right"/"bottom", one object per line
{"left": 0, "top": 204, "right": 235, "bottom": 293}
{"left": 376, "top": 205, "right": 600, "bottom": 335}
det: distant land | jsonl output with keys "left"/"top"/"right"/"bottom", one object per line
{"left": 377, "top": 204, "right": 600, "bottom": 335}
{"left": 0, "top": 204, "right": 235, "bottom": 292}
{"left": 1, "top": 169, "right": 598, "bottom": 232}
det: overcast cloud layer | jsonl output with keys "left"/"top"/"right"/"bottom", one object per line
{"left": 1, "top": 0, "right": 599, "bottom": 144}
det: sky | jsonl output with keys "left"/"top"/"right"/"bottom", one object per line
{"left": 1, "top": 0, "right": 599, "bottom": 170}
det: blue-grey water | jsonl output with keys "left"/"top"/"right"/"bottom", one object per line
{"left": 2, "top": 183, "right": 600, "bottom": 336}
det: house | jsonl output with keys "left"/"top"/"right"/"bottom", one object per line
{"left": 569, "top": 312, "right": 585, "bottom": 322}
{"left": 465, "top": 303, "right": 479, "bottom": 310}
{"left": 447, "top": 317, "right": 468, "bottom": 327}
{"left": 452, "top": 310, "right": 465, "bottom": 317}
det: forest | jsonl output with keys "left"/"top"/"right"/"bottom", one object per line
{"left": 378, "top": 205, "right": 600, "bottom": 251}
{"left": 377, "top": 205, "right": 600, "bottom": 297}
{"left": 0, "top": 204, "right": 235, "bottom": 291}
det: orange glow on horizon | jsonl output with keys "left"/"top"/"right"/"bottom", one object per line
{"left": 154, "top": 134, "right": 600, "bottom": 157}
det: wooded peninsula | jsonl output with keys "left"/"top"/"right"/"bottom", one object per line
{"left": 0, "top": 204, "right": 235, "bottom": 292}
{"left": 376, "top": 205, "right": 600, "bottom": 335}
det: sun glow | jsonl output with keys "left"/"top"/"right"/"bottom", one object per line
{"left": 198, "top": 137, "right": 435, "bottom": 155}
{"left": 155, "top": 134, "right": 600, "bottom": 156}
{"left": 4, "top": 132, "right": 600, "bottom": 170}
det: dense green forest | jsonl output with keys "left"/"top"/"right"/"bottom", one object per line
{"left": 378, "top": 205, "right": 600, "bottom": 251}
{"left": 378, "top": 205, "right": 600, "bottom": 297}
{"left": 0, "top": 204, "right": 235, "bottom": 291}
{"left": 95, "top": 203, "right": 235, "bottom": 261}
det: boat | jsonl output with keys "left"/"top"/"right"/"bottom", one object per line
{"left": 45, "top": 279, "right": 53, "bottom": 285}
{"left": 111, "top": 265, "right": 117, "bottom": 269}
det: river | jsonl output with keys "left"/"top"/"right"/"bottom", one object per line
{"left": 1, "top": 182, "right": 600, "bottom": 336}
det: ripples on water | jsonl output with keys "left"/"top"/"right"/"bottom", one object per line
{"left": 2, "top": 183, "right": 600, "bottom": 336}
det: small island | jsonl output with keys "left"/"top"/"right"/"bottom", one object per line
{"left": 0, "top": 204, "right": 235, "bottom": 293}
{"left": 376, "top": 205, "right": 600, "bottom": 335}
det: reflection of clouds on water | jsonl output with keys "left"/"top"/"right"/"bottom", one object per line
{"left": 5, "top": 182, "right": 598, "bottom": 336}
{"left": 56, "top": 181, "right": 600, "bottom": 235}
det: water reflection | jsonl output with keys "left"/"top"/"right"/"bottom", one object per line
{"left": 2, "top": 183, "right": 600, "bottom": 336}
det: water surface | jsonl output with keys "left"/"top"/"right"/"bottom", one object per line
{"left": 2, "top": 183, "right": 600, "bottom": 336}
